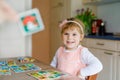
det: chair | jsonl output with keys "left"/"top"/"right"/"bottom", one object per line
{"left": 86, "top": 74, "right": 98, "bottom": 80}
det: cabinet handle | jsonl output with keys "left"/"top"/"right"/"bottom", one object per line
{"left": 104, "top": 52, "right": 113, "bottom": 55}
{"left": 91, "top": 0, "right": 97, "bottom": 2}
{"left": 96, "top": 43, "right": 104, "bottom": 45}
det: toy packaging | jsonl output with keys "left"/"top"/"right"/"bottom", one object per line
{"left": 17, "top": 57, "right": 35, "bottom": 63}
{"left": 18, "top": 8, "right": 44, "bottom": 36}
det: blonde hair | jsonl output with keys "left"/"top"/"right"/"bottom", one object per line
{"left": 61, "top": 18, "right": 85, "bottom": 36}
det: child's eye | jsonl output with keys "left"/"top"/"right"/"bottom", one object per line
{"left": 64, "top": 33, "right": 69, "bottom": 35}
{"left": 73, "top": 34, "right": 77, "bottom": 36}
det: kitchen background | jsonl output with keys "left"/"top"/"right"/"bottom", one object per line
{"left": 0, "top": 0, "right": 120, "bottom": 63}
{"left": 0, "top": 0, "right": 120, "bottom": 80}
{"left": 98, "top": 2, "right": 120, "bottom": 33}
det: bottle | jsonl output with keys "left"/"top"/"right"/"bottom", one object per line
{"left": 91, "top": 20, "right": 97, "bottom": 35}
{"left": 99, "top": 22, "right": 106, "bottom": 36}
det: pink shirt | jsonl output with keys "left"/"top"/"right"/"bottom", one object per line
{"left": 57, "top": 46, "right": 86, "bottom": 76}
{"left": 51, "top": 45, "right": 103, "bottom": 77}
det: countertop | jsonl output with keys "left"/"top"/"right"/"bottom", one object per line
{"left": 85, "top": 35, "right": 120, "bottom": 40}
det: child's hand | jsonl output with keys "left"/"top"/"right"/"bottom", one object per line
{"left": 77, "top": 71, "right": 85, "bottom": 80}
{"left": 0, "top": 0, "right": 19, "bottom": 23}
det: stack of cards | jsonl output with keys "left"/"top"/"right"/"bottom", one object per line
{"left": 17, "top": 57, "right": 35, "bottom": 63}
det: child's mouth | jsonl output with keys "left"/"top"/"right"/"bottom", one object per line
{"left": 67, "top": 41, "right": 74, "bottom": 44}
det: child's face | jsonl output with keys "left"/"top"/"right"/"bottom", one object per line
{"left": 62, "top": 28, "right": 83, "bottom": 50}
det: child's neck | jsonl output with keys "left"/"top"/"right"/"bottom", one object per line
{"left": 65, "top": 46, "right": 79, "bottom": 51}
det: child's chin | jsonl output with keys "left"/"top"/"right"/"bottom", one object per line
{"left": 66, "top": 47, "right": 76, "bottom": 50}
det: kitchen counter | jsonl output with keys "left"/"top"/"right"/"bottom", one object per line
{"left": 85, "top": 35, "right": 120, "bottom": 40}
{"left": 0, "top": 57, "right": 80, "bottom": 80}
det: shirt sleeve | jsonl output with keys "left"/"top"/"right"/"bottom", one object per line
{"left": 50, "top": 50, "right": 59, "bottom": 68}
{"left": 80, "top": 48, "right": 103, "bottom": 77}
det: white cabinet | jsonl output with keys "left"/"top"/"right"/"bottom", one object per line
{"left": 117, "top": 41, "right": 120, "bottom": 51}
{"left": 82, "top": 0, "right": 120, "bottom": 5}
{"left": 89, "top": 48, "right": 117, "bottom": 80}
{"left": 83, "top": 38, "right": 119, "bottom": 80}
{"left": 116, "top": 54, "right": 120, "bottom": 80}
{"left": 116, "top": 42, "right": 120, "bottom": 80}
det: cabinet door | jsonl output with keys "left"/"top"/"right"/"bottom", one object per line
{"left": 89, "top": 48, "right": 116, "bottom": 80}
{"left": 116, "top": 54, "right": 120, "bottom": 80}
{"left": 32, "top": 0, "right": 50, "bottom": 64}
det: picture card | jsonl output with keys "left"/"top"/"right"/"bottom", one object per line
{"left": 27, "top": 70, "right": 68, "bottom": 80}
{"left": 18, "top": 8, "right": 44, "bottom": 36}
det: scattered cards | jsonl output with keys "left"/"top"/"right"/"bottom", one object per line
{"left": 0, "top": 59, "right": 41, "bottom": 75}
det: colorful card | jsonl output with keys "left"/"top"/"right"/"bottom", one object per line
{"left": 18, "top": 8, "right": 44, "bottom": 36}
{"left": 0, "top": 61, "right": 7, "bottom": 66}
{"left": 10, "top": 65, "right": 24, "bottom": 73}
{"left": 27, "top": 70, "right": 68, "bottom": 80}
{"left": 0, "top": 65, "right": 11, "bottom": 75}
{"left": 10, "top": 63, "right": 41, "bottom": 73}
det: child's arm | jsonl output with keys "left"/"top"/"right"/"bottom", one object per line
{"left": 50, "top": 55, "right": 57, "bottom": 68}
{"left": 79, "top": 48, "right": 103, "bottom": 77}
{"left": 50, "top": 50, "right": 59, "bottom": 68}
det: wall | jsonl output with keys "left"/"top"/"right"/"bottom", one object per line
{"left": 0, "top": 0, "right": 32, "bottom": 58}
{"left": 97, "top": 2, "right": 120, "bottom": 33}
{"left": 70, "top": 0, "right": 97, "bottom": 17}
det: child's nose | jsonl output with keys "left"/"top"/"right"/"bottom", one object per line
{"left": 68, "top": 35, "right": 73, "bottom": 39}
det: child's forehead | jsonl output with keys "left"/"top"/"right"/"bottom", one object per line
{"left": 64, "top": 28, "right": 79, "bottom": 32}
{"left": 65, "top": 26, "right": 79, "bottom": 31}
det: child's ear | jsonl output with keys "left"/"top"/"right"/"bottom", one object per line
{"left": 80, "top": 34, "right": 84, "bottom": 41}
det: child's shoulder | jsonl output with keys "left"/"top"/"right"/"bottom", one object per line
{"left": 78, "top": 45, "right": 90, "bottom": 54}
{"left": 78, "top": 45, "right": 88, "bottom": 50}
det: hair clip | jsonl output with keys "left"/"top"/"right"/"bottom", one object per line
{"left": 59, "top": 19, "right": 68, "bottom": 28}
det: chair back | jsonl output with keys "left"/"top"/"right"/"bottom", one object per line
{"left": 86, "top": 74, "right": 98, "bottom": 80}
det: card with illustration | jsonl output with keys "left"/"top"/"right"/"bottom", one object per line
{"left": 0, "top": 61, "right": 7, "bottom": 66}
{"left": 10, "top": 63, "right": 41, "bottom": 73}
{"left": 0, "top": 65, "right": 11, "bottom": 75}
{"left": 18, "top": 8, "right": 44, "bottom": 36}
{"left": 10, "top": 65, "right": 25, "bottom": 73}
{"left": 24, "top": 63, "right": 41, "bottom": 71}
{"left": 27, "top": 70, "right": 68, "bottom": 80}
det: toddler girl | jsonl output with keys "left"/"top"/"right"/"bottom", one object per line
{"left": 50, "top": 18, "right": 103, "bottom": 80}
